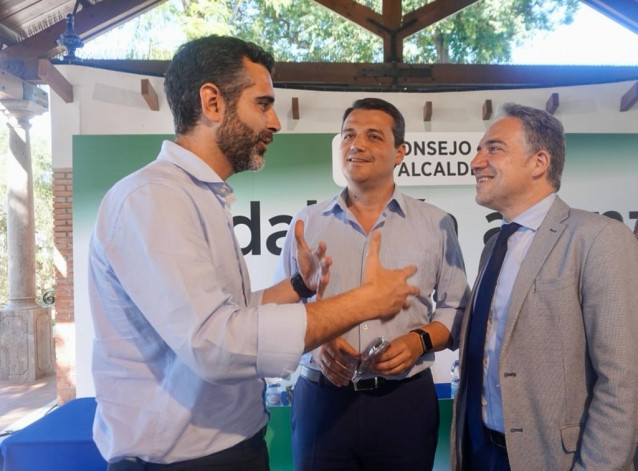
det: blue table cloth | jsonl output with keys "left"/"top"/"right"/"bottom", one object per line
{"left": 0, "top": 385, "right": 454, "bottom": 471}
{"left": 0, "top": 397, "right": 106, "bottom": 471}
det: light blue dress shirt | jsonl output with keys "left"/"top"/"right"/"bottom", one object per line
{"left": 275, "top": 187, "right": 469, "bottom": 378}
{"left": 88, "top": 141, "right": 306, "bottom": 463}
{"left": 482, "top": 193, "right": 556, "bottom": 432}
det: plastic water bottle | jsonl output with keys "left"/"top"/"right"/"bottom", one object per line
{"left": 265, "top": 381, "right": 282, "bottom": 406}
{"left": 450, "top": 359, "right": 460, "bottom": 399}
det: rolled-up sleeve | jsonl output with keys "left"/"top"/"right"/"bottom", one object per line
{"left": 256, "top": 302, "right": 306, "bottom": 377}
{"left": 431, "top": 214, "right": 470, "bottom": 349}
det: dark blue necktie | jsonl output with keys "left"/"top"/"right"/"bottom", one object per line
{"left": 466, "top": 222, "right": 520, "bottom": 451}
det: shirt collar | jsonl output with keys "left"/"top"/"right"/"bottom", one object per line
{"left": 323, "top": 186, "right": 406, "bottom": 218}
{"left": 509, "top": 193, "right": 556, "bottom": 231}
{"left": 158, "top": 140, "right": 236, "bottom": 205}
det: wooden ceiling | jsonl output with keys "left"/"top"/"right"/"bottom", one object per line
{"left": 1, "top": 0, "right": 637, "bottom": 100}
{"left": 0, "top": 0, "right": 165, "bottom": 77}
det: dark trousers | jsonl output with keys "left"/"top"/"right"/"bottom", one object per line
{"left": 467, "top": 441, "right": 510, "bottom": 471}
{"left": 107, "top": 427, "right": 269, "bottom": 471}
{"left": 464, "top": 424, "right": 510, "bottom": 471}
{"left": 291, "top": 370, "right": 439, "bottom": 471}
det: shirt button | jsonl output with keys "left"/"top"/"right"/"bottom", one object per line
{"left": 362, "top": 324, "right": 368, "bottom": 330}
{"left": 482, "top": 398, "right": 487, "bottom": 406}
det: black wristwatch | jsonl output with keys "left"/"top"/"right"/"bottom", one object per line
{"left": 291, "top": 272, "right": 317, "bottom": 299}
{"left": 410, "top": 328, "right": 433, "bottom": 356}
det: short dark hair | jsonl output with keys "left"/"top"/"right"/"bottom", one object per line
{"left": 342, "top": 98, "right": 405, "bottom": 147}
{"left": 164, "top": 35, "right": 275, "bottom": 135}
{"left": 498, "top": 102, "right": 565, "bottom": 191}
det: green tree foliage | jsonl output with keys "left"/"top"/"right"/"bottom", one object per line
{"left": 178, "top": 0, "right": 380, "bottom": 62}
{"left": 80, "top": 0, "right": 579, "bottom": 64}
{"left": 0, "top": 121, "right": 54, "bottom": 308}
{"left": 404, "top": 0, "right": 579, "bottom": 63}
{"left": 32, "top": 135, "right": 55, "bottom": 305}
{"left": 81, "top": 1, "right": 185, "bottom": 60}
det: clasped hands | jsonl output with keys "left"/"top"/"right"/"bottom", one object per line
{"left": 315, "top": 333, "right": 424, "bottom": 387}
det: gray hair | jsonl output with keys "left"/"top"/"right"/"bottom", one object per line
{"left": 497, "top": 103, "right": 565, "bottom": 191}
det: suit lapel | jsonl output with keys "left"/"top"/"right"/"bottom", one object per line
{"left": 501, "top": 197, "right": 570, "bottom": 351}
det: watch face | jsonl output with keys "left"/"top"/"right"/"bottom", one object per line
{"left": 415, "top": 329, "right": 432, "bottom": 353}
{"left": 291, "top": 273, "right": 316, "bottom": 299}
{"left": 411, "top": 329, "right": 431, "bottom": 355}
{"left": 422, "top": 332, "right": 433, "bottom": 352}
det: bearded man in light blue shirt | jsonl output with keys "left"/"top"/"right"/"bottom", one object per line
{"left": 275, "top": 98, "right": 470, "bottom": 471}
{"left": 88, "top": 36, "right": 420, "bottom": 471}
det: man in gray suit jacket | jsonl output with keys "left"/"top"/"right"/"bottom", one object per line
{"left": 451, "top": 103, "right": 638, "bottom": 471}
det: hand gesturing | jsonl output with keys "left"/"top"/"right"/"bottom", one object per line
{"left": 294, "top": 220, "right": 332, "bottom": 300}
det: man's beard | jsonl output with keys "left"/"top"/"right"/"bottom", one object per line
{"left": 216, "top": 108, "right": 272, "bottom": 174}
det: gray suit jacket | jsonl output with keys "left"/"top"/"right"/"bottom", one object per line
{"left": 451, "top": 197, "right": 638, "bottom": 471}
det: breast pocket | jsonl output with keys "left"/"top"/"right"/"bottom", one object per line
{"left": 532, "top": 271, "right": 584, "bottom": 348}
{"left": 533, "top": 271, "right": 579, "bottom": 316}
{"left": 534, "top": 271, "right": 577, "bottom": 293}
{"left": 389, "top": 250, "right": 439, "bottom": 295}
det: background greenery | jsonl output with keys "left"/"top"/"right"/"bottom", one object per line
{"left": 81, "top": 0, "right": 579, "bottom": 64}
{"left": 0, "top": 122, "right": 54, "bottom": 307}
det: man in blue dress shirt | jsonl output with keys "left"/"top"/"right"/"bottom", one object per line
{"left": 275, "top": 98, "right": 470, "bottom": 470}
{"left": 88, "top": 36, "right": 420, "bottom": 470}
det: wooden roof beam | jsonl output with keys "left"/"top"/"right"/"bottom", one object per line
{"left": 141, "top": 78, "right": 159, "bottom": 111}
{"left": 314, "top": 0, "right": 479, "bottom": 64}
{"left": 56, "top": 60, "right": 638, "bottom": 91}
{"left": 620, "top": 81, "right": 638, "bottom": 112}
{"left": 313, "top": 1, "right": 386, "bottom": 37}
{"left": 546, "top": 92, "right": 559, "bottom": 115}
{"left": 400, "top": 0, "right": 479, "bottom": 40}
{"left": 382, "top": 0, "right": 402, "bottom": 30}
{"left": 578, "top": 0, "right": 638, "bottom": 34}
{"left": 0, "top": 23, "right": 22, "bottom": 47}
{"left": 75, "top": 0, "right": 168, "bottom": 45}
{"left": 37, "top": 59, "right": 73, "bottom": 103}
{"left": 381, "top": 0, "right": 402, "bottom": 62}
{"left": 0, "top": 0, "right": 167, "bottom": 80}
{"left": 291, "top": 97, "right": 300, "bottom": 120}
{"left": 271, "top": 62, "right": 638, "bottom": 89}
{"left": 313, "top": 1, "right": 403, "bottom": 63}
{"left": 482, "top": 99, "right": 493, "bottom": 120}
{"left": 423, "top": 101, "right": 433, "bottom": 121}
{"left": 0, "top": 67, "right": 48, "bottom": 111}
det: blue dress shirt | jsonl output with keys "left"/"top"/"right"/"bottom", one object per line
{"left": 275, "top": 187, "right": 469, "bottom": 378}
{"left": 88, "top": 141, "right": 306, "bottom": 463}
{"left": 482, "top": 193, "right": 556, "bottom": 432}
